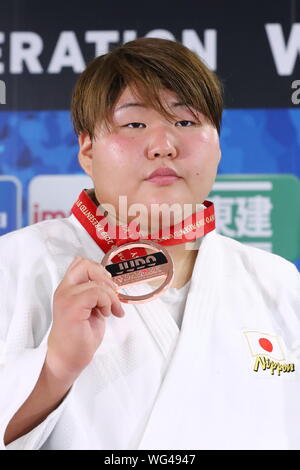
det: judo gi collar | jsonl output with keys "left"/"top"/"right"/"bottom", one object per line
{"left": 71, "top": 189, "right": 216, "bottom": 262}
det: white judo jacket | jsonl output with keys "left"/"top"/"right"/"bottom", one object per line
{"left": 0, "top": 214, "right": 299, "bottom": 450}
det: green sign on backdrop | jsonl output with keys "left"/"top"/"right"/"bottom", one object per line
{"left": 209, "top": 175, "right": 300, "bottom": 262}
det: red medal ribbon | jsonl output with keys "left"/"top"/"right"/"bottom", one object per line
{"left": 71, "top": 190, "right": 215, "bottom": 263}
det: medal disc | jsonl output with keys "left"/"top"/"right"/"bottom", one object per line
{"left": 101, "top": 240, "right": 174, "bottom": 304}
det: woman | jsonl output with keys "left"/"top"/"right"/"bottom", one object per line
{"left": 1, "top": 38, "right": 299, "bottom": 450}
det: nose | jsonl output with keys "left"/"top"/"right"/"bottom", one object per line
{"left": 146, "top": 128, "right": 178, "bottom": 160}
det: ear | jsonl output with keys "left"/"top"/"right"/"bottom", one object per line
{"left": 78, "top": 133, "right": 93, "bottom": 177}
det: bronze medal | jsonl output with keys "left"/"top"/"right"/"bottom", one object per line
{"left": 101, "top": 240, "right": 174, "bottom": 304}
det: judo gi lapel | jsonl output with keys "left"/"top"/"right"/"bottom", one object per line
{"left": 119, "top": 281, "right": 180, "bottom": 364}
{"left": 134, "top": 230, "right": 221, "bottom": 449}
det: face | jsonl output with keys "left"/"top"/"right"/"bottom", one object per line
{"left": 78, "top": 86, "right": 221, "bottom": 234}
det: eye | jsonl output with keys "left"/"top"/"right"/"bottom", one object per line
{"left": 124, "top": 122, "right": 146, "bottom": 128}
{"left": 175, "top": 120, "right": 195, "bottom": 127}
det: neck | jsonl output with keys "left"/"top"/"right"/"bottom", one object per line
{"left": 148, "top": 242, "right": 199, "bottom": 290}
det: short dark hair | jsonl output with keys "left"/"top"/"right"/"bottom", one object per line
{"left": 71, "top": 37, "right": 223, "bottom": 139}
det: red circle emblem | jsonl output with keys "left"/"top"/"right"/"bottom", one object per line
{"left": 259, "top": 337, "right": 273, "bottom": 352}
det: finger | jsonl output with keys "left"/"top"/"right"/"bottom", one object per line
{"left": 65, "top": 256, "right": 83, "bottom": 272}
{"left": 78, "top": 283, "right": 123, "bottom": 317}
{"left": 109, "top": 290, "right": 125, "bottom": 317}
{"left": 97, "top": 303, "right": 111, "bottom": 318}
{"left": 95, "top": 285, "right": 125, "bottom": 318}
{"left": 92, "top": 307, "right": 106, "bottom": 320}
{"left": 65, "top": 259, "right": 117, "bottom": 289}
{"left": 102, "top": 265, "right": 112, "bottom": 278}
{"left": 70, "top": 285, "right": 112, "bottom": 320}
{"left": 61, "top": 281, "right": 124, "bottom": 319}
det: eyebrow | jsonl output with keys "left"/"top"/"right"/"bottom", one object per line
{"left": 115, "top": 101, "right": 188, "bottom": 112}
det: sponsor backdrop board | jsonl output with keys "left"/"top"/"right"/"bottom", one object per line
{"left": 0, "top": 0, "right": 299, "bottom": 270}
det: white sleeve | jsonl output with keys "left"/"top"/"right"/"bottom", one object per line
{"left": 0, "top": 226, "right": 72, "bottom": 450}
{"left": 0, "top": 342, "right": 74, "bottom": 450}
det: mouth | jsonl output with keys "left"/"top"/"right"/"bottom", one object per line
{"left": 145, "top": 167, "right": 182, "bottom": 186}
{"left": 145, "top": 175, "right": 181, "bottom": 185}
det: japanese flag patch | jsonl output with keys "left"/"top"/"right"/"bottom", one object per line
{"left": 243, "top": 330, "right": 295, "bottom": 376}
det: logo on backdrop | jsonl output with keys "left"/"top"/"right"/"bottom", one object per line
{"left": 209, "top": 175, "right": 300, "bottom": 263}
{"left": 28, "top": 174, "right": 92, "bottom": 224}
{"left": 0, "top": 176, "right": 22, "bottom": 235}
